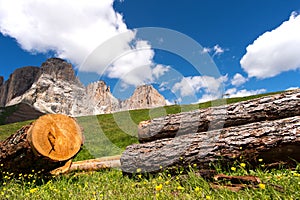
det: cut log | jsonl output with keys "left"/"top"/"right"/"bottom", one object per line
{"left": 121, "top": 116, "right": 300, "bottom": 174}
{"left": 0, "top": 114, "right": 83, "bottom": 174}
{"left": 138, "top": 89, "right": 300, "bottom": 143}
{"left": 50, "top": 155, "right": 121, "bottom": 175}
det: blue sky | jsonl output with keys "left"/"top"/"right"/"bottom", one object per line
{"left": 0, "top": 0, "right": 299, "bottom": 104}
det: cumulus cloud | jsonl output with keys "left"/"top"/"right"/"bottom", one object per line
{"left": 225, "top": 88, "right": 266, "bottom": 98}
{"left": 0, "top": 0, "right": 166, "bottom": 86}
{"left": 231, "top": 73, "right": 248, "bottom": 86}
{"left": 240, "top": 12, "right": 300, "bottom": 79}
{"left": 172, "top": 75, "right": 227, "bottom": 97}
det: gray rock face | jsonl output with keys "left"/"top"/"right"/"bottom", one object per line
{"left": 0, "top": 66, "right": 40, "bottom": 107}
{"left": 0, "top": 76, "right": 3, "bottom": 86}
{"left": 1, "top": 58, "right": 166, "bottom": 116}
{"left": 122, "top": 85, "right": 166, "bottom": 110}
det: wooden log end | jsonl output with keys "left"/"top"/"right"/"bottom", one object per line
{"left": 27, "top": 114, "right": 83, "bottom": 162}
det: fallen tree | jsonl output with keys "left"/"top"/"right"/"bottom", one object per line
{"left": 121, "top": 116, "right": 300, "bottom": 173}
{"left": 0, "top": 114, "right": 83, "bottom": 174}
{"left": 138, "top": 89, "right": 300, "bottom": 143}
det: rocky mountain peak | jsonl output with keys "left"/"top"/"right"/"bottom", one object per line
{"left": 0, "top": 76, "right": 3, "bottom": 86}
{"left": 40, "top": 58, "right": 78, "bottom": 83}
{"left": 1, "top": 58, "right": 167, "bottom": 117}
{"left": 0, "top": 66, "right": 40, "bottom": 107}
{"left": 122, "top": 85, "right": 166, "bottom": 110}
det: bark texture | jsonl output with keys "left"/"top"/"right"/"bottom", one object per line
{"left": 0, "top": 114, "right": 83, "bottom": 174}
{"left": 138, "top": 89, "right": 300, "bottom": 143}
{"left": 121, "top": 116, "right": 300, "bottom": 173}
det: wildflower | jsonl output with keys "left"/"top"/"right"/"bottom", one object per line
{"left": 136, "top": 168, "right": 142, "bottom": 173}
{"left": 0, "top": 164, "right": 3, "bottom": 167}
{"left": 239, "top": 147, "right": 243, "bottom": 150}
{"left": 194, "top": 187, "right": 201, "bottom": 192}
{"left": 30, "top": 188, "right": 38, "bottom": 193}
{"left": 138, "top": 174, "right": 142, "bottom": 179}
{"left": 193, "top": 163, "right": 197, "bottom": 167}
{"left": 258, "top": 183, "right": 266, "bottom": 189}
{"left": 31, "top": 169, "right": 35, "bottom": 173}
{"left": 167, "top": 174, "right": 171, "bottom": 177}
{"left": 180, "top": 157, "right": 183, "bottom": 160}
{"left": 155, "top": 184, "right": 163, "bottom": 191}
{"left": 165, "top": 181, "right": 170, "bottom": 185}
{"left": 258, "top": 158, "right": 263, "bottom": 162}
{"left": 159, "top": 166, "right": 163, "bottom": 169}
{"left": 240, "top": 163, "right": 246, "bottom": 168}
{"left": 158, "top": 176, "right": 162, "bottom": 180}
{"left": 156, "top": 193, "right": 160, "bottom": 198}
{"left": 177, "top": 185, "right": 184, "bottom": 190}
{"left": 206, "top": 195, "right": 211, "bottom": 199}
{"left": 231, "top": 167, "right": 236, "bottom": 171}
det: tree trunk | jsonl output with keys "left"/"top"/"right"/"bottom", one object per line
{"left": 0, "top": 114, "right": 83, "bottom": 174}
{"left": 121, "top": 116, "right": 300, "bottom": 174}
{"left": 138, "top": 89, "right": 300, "bottom": 143}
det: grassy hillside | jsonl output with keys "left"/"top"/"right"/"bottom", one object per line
{"left": 2, "top": 90, "right": 299, "bottom": 199}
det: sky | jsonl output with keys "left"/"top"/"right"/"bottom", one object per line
{"left": 0, "top": 0, "right": 300, "bottom": 104}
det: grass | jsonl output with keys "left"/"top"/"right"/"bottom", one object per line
{"left": 0, "top": 90, "right": 296, "bottom": 199}
{"left": 1, "top": 163, "right": 300, "bottom": 199}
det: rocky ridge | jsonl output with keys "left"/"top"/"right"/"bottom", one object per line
{"left": 0, "top": 58, "right": 166, "bottom": 116}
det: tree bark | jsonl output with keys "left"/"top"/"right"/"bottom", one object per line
{"left": 0, "top": 114, "right": 83, "bottom": 174}
{"left": 121, "top": 116, "right": 300, "bottom": 174}
{"left": 138, "top": 89, "right": 300, "bottom": 143}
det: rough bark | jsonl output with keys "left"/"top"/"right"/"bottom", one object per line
{"left": 138, "top": 89, "right": 300, "bottom": 143}
{"left": 121, "top": 116, "right": 300, "bottom": 174}
{"left": 0, "top": 114, "right": 83, "bottom": 174}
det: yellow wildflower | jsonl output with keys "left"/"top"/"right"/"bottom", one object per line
{"left": 30, "top": 188, "right": 38, "bottom": 193}
{"left": 155, "top": 184, "right": 163, "bottom": 191}
{"left": 136, "top": 168, "right": 142, "bottom": 173}
{"left": 258, "top": 183, "right": 266, "bottom": 189}
{"left": 231, "top": 167, "right": 236, "bottom": 171}
{"left": 240, "top": 163, "right": 246, "bottom": 168}
{"left": 194, "top": 187, "right": 201, "bottom": 192}
{"left": 206, "top": 195, "right": 211, "bottom": 199}
{"left": 177, "top": 185, "right": 184, "bottom": 190}
{"left": 258, "top": 158, "right": 263, "bottom": 162}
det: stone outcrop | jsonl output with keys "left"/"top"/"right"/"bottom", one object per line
{"left": 0, "top": 66, "right": 40, "bottom": 107}
{"left": 0, "top": 58, "right": 166, "bottom": 117}
{"left": 122, "top": 85, "right": 166, "bottom": 110}
{"left": 0, "top": 76, "right": 3, "bottom": 86}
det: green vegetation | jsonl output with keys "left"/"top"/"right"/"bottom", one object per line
{"left": 0, "top": 104, "right": 18, "bottom": 125}
{"left": 1, "top": 90, "right": 297, "bottom": 199}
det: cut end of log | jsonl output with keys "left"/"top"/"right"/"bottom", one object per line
{"left": 27, "top": 114, "right": 83, "bottom": 162}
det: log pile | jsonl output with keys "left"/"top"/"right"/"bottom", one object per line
{"left": 0, "top": 114, "right": 83, "bottom": 174}
{"left": 121, "top": 89, "right": 300, "bottom": 173}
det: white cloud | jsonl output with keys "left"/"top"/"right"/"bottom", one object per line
{"left": 197, "top": 93, "right": 219, "bottom": 103}
{"left": 285, "top": 87, "right": 299, "bottom": 91}
{"left": 172, "top": 75, "right": 227, "bottom": 97}
{"left": 152, "top": 64, "right": 171, "bottom": 79}
{"left": 0, "top": 0, "right": 164, "bottom": 86}
{"left": 240, "top": 12, "right": 300, "bottom": 79}
{"left": 165, "top": 99, "right": 174, "bottom": 105}
{"left": 201, "top": 45, "right": 226, "bottom": 56}
{"left": 231, "top": 73, "right": 248, "bottom": 86}
{"left": 225, "top": 88, "right": 266, "bottom": 98}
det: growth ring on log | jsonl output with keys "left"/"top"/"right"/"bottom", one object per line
{"left": 27, "top": 114, "right": 83, "bottom": 161}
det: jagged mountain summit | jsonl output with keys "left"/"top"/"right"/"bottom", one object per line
{"left": 0, "top": 58, "right": 166, "bottom": 117}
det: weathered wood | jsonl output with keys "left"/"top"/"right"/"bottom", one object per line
{"left": 50, "top": 155, "right": 121, "bottom": 175}
{"left": 0, "top": 114, "right": 83, "bottom": 174}
{"left": 138, "top": 89, "right": 300, "bottom": 142}
{"left": 121, "top": 116, "right": 300, "bottom": 173}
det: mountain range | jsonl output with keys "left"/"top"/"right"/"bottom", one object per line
{"left": 0, "top": 58, "right": 166, "bottom": 123}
